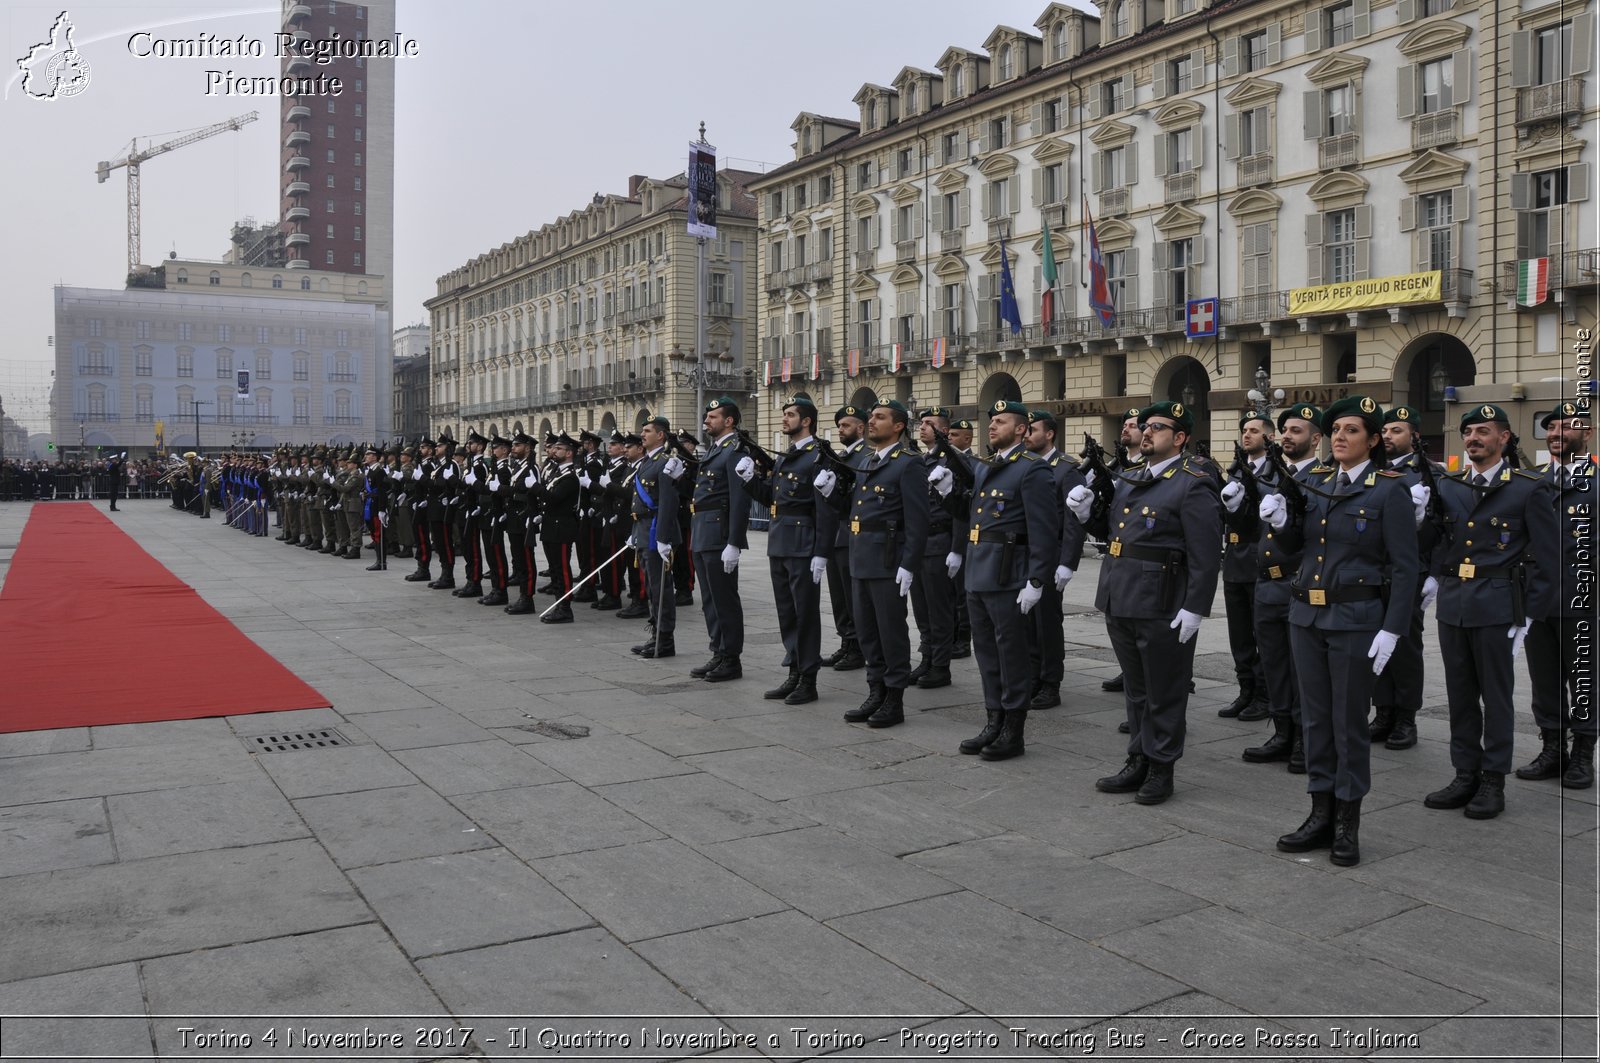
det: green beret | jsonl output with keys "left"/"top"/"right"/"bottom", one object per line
{"left": 1141, "top": 400, "right": 1194, "bottom": 434}
{"left": 784, "top": 392, "right": 818, "bottom": 413}
{"left": 874, "top": 398, "right": 911, "bottom": 422}
{"left": 1460, "top": 403, "right": 1510, "bottom": 432}
{"left": 917, "top": 406, "right": 953, "bottom": 421}
{"left": 1239, "top": 411, "right": 1273, "bottom": 430}
{"left": 951, "top": 419, "right": 975, "bottom": 431}
{"left": 835, "top": 405, "right": 866, "bottom": 425}
{"left": 1384, "top": 405, "right": 1421, "bottom": 428}
{"left": 1540, "top": 400, "right": 1589, "bottom": 429}
{"left": 1122, "top": 406, "right": 1144, "bottom": 421}
{"left": 989, "top": 399, "right": 1030, "bottom": 419}
{"left": 706, "top": 396, "right": 740, "bottom": 418}
{"left": 1277, "top": 404, "right": 1322, "bottom": 432}
{"left": 1028, "top": 409, "right": 1057, "bottom": 428}
{"left": 1321, "top": 395, "right": 1383, "bottom": 435}
{"left": 643, "top": 414, "right": 671, "bottom": 431}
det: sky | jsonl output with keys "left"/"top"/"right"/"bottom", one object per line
{"left": 0, "top": 0, "right": 1076, "bottom": 431}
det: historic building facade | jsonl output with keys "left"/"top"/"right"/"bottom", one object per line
{"left": 425, "top": 170, "right": 762, "bottom": 443}
{"left": 749, "top": 0, "right": 1595, "bottom": 457}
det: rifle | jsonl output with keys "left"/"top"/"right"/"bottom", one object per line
{"left": 1505, "top": 432, "right": 1524, "bottom": 470}
{"left": 813, "top": 437, "right": 858, "bottom": 494}
{"left": 735, "top": 428, "right": 777, "bottom": 476}
{"left": 1076, "top": 432, "right": 1115, "bottom": 538}
{"left": 666, "top": 430, "right": 701, "bottom": 477}
{"left": 928, "top": 425, "right": 975, "bottom": 489}
{"left": 1263, "top": 441, "right": 1308, "bottom": 525}
{"left": 1415, "top": 444, "right": 1452, "bottom": 546}
{"left": 1228, "top": 443, "right": 1263, "bottom": 535}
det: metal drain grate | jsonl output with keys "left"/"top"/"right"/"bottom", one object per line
{"left": 516, "top": 721, "right": 591, "bottom": 740}
{"left": 245, "top": 728, "right": 348, "bottom": 753}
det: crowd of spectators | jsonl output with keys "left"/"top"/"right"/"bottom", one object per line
{"left": 0, "top": 458, "right": 177, "bottom": 501}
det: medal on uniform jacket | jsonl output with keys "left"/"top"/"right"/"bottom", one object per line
{"left": 1143, "top": 506, "right": 1154, "bottom": 530}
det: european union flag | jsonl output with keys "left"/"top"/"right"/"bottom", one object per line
{"left": 998, "top": 235, "right": 1023, "bottom": 335}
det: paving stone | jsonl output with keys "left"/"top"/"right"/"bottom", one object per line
{"left": 1345, "top": 845, "right": 1580, "bottom": 944}
{"left": 0, "top": 743, "right": 262, "bottom": 806}
{"left": 255, "top": 741, "right": 418, "bottom": 800}
{"left": 828, "top": 891, "right": 1184, "bottom": 1015}
{"left": 0, "top": 963, "right": 153, "bottom": 1060}
{"left": 453, "top": 782, "right": 663, "bottom": 860}
{"left": 294, "top": 784, "right": 496, "bottom": 869}
{"left": 524, "top": 733, "right": 699, "bottom": 786}
{"left": 391, "top": 741, "right": 567, "bottom": 795}
{"left": 1097, "top": 905, "right": 1482, "bottom": 1016}
{"left": 341, "top": 706, "right": 497, "bottom": 751}
{"left": 907, "top": 833, "right": 1212, "bottom": 941}
{"left": 348, "top": 848, "right": 593, "bottom": 958}
{"left": 0, "top": 727, "right": 91, "bottom": 758}
{"left": 0, "top": 797, "right": 115, "bottom": 876}
{"left": 781, "top": 781, "right": 1003, "bottom": 857}
{"left": 683, "top": 745, "right": 879, "bottom": 801}
{"left": 106, "top": 780, "right": 306, "bottom": 860}
{"left": 89, "top": 717, "right": 238, "bottom": 749}
{"left": 701, "top": 825, "right": 957, "bottom": 920}
{"left": 1358, "top": 798, "right": 1569, "bottom": 877}
{"left": 141, "top": 924, "right": 460, "bottom": 1057}
{"left": 1100, "top": 833, "right": 1420, "bottom": 939}
{"left": 628, "top": 720, "right": 769, "bottom": 757}
{"left": 597, "top": 772, "right": 814, "bottom": 845}
{"left": 535, "top": 838, "right": 788, "bottom": 942}
{"left": 227, "top": 707, "right": 349, "bottom": 736}
{"left": 0, "top": 839, "right": 370, "bottom": 981}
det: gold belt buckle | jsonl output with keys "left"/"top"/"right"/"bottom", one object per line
{"left": 1308, "top": 589, "right": 1327, "bottom": 606}
{"left": 689, "top": 503, "right": 696, "bottom": 515}
{"left": 1458, "top": 563, "right": 1476, "bottom": 579}
{"left": 1228, "top": 532, "right": 1239, "bottom": 544}
{"left": 770, "top": 504, "right": 778, "bottom": 518}
{"left": 969, "top": 527, "right": 980, "bottom": 544}
{"left": 851, "top": 519, "right": 861, "bottom": 534}
{"left": 1268, "top": 565, "right": 1282, "bottom": 579}
{"left": 1109, "top": 541, "right": 1123, "bottom": 558}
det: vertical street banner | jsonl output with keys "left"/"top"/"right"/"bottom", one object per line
{"left": 810, "top": 351, "right": 823, "bottom": 380}
{"left": 890, "top": 343, "right": 904, "bottom": 373}
{"left": 687, "top": 141, "right": 718, "bottom": 240}
{"left": 763, "top": 360, "right": 773, "bottom": 386}
{"left": 930, "top": 336, "right": 947, "bottom": 369}
{"left": 780, "top": 356, "right": 793, "bottom": 383}
{"left": 847, "top": 349, "right": 861, "bottom": 377}
{"left": 236, "top": 369, "right": 250, "bottom": 398}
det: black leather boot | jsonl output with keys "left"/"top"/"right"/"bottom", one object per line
{"left": 616, "top": 600, "right": 650, "bottom": 619}
{"left": 704, "top": 656, "right": 742, "bottom": 683}
{"left": 539, "top": 603, "right": 574, "bottom": 624}
{"left": 1135, "top": 761, "right": 1174, "bottom": 804}
{"left": 428, "top": 575, "right": 456, "bottom": 590}
{"left": 1464, "top": 771, "right": 1505, "bottom": 819}
{"left": 1117, "top": 720, "right": 1131, "bottom": 734}
{"left": 504, "top": 594, "right": 534, "bottom": 615}
{"left": 478, "top": 589, "right": 509, "bottom": 606}
{"left": 1095, "top": 754, "right": 1149, "bottom": 793}
{"left": 832, "top": 640, "right": 865, "bottom": 671}
{"left": 784, "top": 670, "right": 819, "bottom": 705}
{"left": 1238, "top": 690, "right": 1270, "bottom": 722}
{"left": 595, "top": 594, "right": 622, "bottom": 611}
{"left": 1368, "top": 705, "right": 1396, "bottom": 743}
{"left": 1331, "top": 798, "right": 1362, "bottom": 866}
{"left": 1424, "top": 771, "right": 1480, "bottom": 809}
{"left": 630, "top": 628, "right": 656, "bottom": 655}
{"left": 917, "top": 665, "right": 952, "bottom": 689}
{"left": 820, "top": 646, "right": 843, "bottom": 667}
{"left": 1516, "top": 729, "right": 1567, "bottom": 781}
{"left": 1385, "top": 708, "right": 1418, "bottom": 750}
{"left": 1218, "top": 680, "right": 1257, "bottom": 718}
{"left": 1102, "top": 672, "right": 1125, "bottom": 692}
{"left": 453, "top": 581, "right": 483, "bottom": 599}
{"left": 960, "top": 710, "right": 1005, "bottom": 755}
{"left": 639, "top": 637, "right": 674, "bottom": 659}
{"left": 1243, "top": 717, "right": 1294, "bottom": 763}
{"left": 1276, "top": 792, "right": 1336, "bottom": 852}
{"left": 867, "top": 686, "right": 905, "bottom": 728}
{"left": 908, "top": 658, "right": 931, "bottom": 684}
{"left": 403, "top": 567, "right": 431, "bottom": 582}
{"left": 844, "top": 682, "right": 884, "bottom": 722}
{"left": 1029, "top": 683, "right": 1061, "bottom": 709}
{"left": 1564, "top": 734, "right": 1595, "bottom": 790}
{"left": 1287, "top": 726, "right": 1307, "bottom": 774}
{"left": 765, "top": 669, "right": 801, "bottom": 701}
{"left": 690, "top": 654, "right": 724, "bottom": 678}
{"left": 950, "top": 638, "right": 971, "bottom": 659}
{"left": 979, "top": 710, "right": 1027, "bottom": 760}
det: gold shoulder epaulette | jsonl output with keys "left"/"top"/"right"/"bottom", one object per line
{"left": 1512, "top": 468, "right": 1544, "bottom": 480}
{"left": 1376, "top": 469, "right": 1403, "bottom": 478}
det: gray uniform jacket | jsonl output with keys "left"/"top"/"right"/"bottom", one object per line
{"left": 741, "top": 440, "right": 837, "bottom": 559}
{"left": 843, "top": 443, "right": 929, "bottom": 579}
{"left": 691, "top": 434, "right": 751, "bottom": 552}
{"left": 1536, "top": 457, "right": 1597, "bottom": 620}
{"left": 1094, "top": 455, "right": 1223, "bottom": 620}
{"left": 962, "top": 447, "right": 1061, "bottom": 592}
{"left": 630, "top": 448, "right": 681, "bottom": 550}
{"left": 1431, "top": 464, "right": 1559, "bottom": 628}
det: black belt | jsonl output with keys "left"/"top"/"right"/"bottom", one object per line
{"left": 968, "top": 530, "right": 1028, "bottom": 545}
{"left": 1259, "top": 564, "right": 1293, "bottom": 581}
{"left": 771, "top": 502, "right": 813, "bottom": 518}
{"left": 1107, "top": 541, "right": 1184, "bottom": 566}
{"left": 851, "top": 518, "right": 897, "bottom": 533}
{"left": 1292, "top": 584, "right": 1384, "bottom": 606}
{"left": 1447, "top": 562, "right": 1520, "bottom": 580}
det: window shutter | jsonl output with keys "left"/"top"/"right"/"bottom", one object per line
{"left": 1396, "top": 0, "right": 1415, "bottom": 22}
{"left": 1190, "top": 123, "right": 1204, "bottom": 168}
{"left": 1127, "top": 141, "right": 1139, "bottom": 183}
{"left": 1451, "top": 184, "right": 1471, "bottom": 221}
{"left": 1305, "top": 12, "right": 1322, "bottom": 53}
{"left": 1305, "top": 214, "right": 1324, "bottom": 286}
{"left": 1397, "top": 65, "right": 1418, "bottom": 119}
{"left": 1303, "top": 90, "right": 1322, "bottom": 140}
{"left": 1153, "top": 60, "right": 1169, "bottom": 99}
{"left": 1191, "top": 235, "right": 1207, "bottom": 265}
{"left": 1353, "top": 0, "right": 1370, "bottom": 37}
{"left": 1091, "top": 152, "right": 1104, "bottom": 193}
{"left": 978, "top": 122, "right": 991, "bottom": 154}
{"left": 1571, "top": 14, "right": 1596, "bottom": 76}
{"left": 1123, "top": 273, "right": 1139, "bottom": 311}
{"left": 1033, "top": 265, "right": 1043, "bottom": 295}
{"left": 935, "top": 284, "right": 948, "bottom": 311}
{"left": 1452, "top": 49, "right": 1473, "bottom": 105}
{"left": 1153, "top": 240, "right": 1170, "bottom": 276}
{"left": 1121, "top": 72, "right": 1135, "bottom": 104}
{"left": 1266, "top": 23, "right": 1282, "bottom": 63}
{"left": 1510, "top": 172, "right": 1533, "bottom": 210}
{"left": 978, "top": 274, "right": 994, "bottom": 302}
{"left": 1008, "top": 177, "right": 1021, "bottom": 214}
{"left": 1154, "top": 134, "right": 1169, "bottom": 177}
{"left": 1032, "top": 168, "right": 1044, "bottom": 206}
{"left": 960, "top": 189, "right": 972, "bottom": 226}
{"left": 1400, "top": 195, "right": 1416, "bottom": 232}
{"left": 890, "top": 208, "right": 901, "bottom": 243}
{"left": 871, "top": 216, "right": 882, "bottom": 248}
{"left": 1223, "top": 35, "right": 1239, "bottom": 78}
{"left": 1510, "top": 30, "right": 1533, "bottom": 88}
{"left": 1087, "top": 88, "right": 1103, "bottom": 121}
{"left": 913, "top": 203, "right": 923, "bottom": 234}
{"left": 931, "top": 194, "right": 946, "bottom": 232}
{"left": 1225, "top": 112, "right": 1241, "bottom": 159}
{"left": 1569, "top": 163, "right": 1592, "bottom": 203}
{"left": 1190, "top": 49, "right": 1207, "bottom": 86}
{"left": 1030, "top": 101, "right": 1042, "bottom": 134}
{"left": 1354, "top": 205, "right": 1373, "bottom": 279}
{"left": 1255, "top": 106, "right": 1272, "bottom": 152}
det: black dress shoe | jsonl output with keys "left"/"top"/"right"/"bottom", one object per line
{"left": 1424, "top": 771, "right": 1480, "bottom": 809}
{"left": 704, "top": 657, "right": 742, "bottom": 683}
{"left": 504, "top": 595, "right": 534, "bottom": 615}
{"left": 1134, "top": 762, "right": 1175, "bottom": 805}
{"left": 1117, "top": 720, "right": 1131, "bottom": 734}
{"left": 365, "top": 561, "right": 385, "bottom": 571}
{"left": 675, "top": 590, "right": 695, "bottom": 606}
{"left": 1277, "top": 792, "right": 1336, "bottom": 852}
{"left": 784, "top": 672, "right": 819, "bottom": 705}
{"left": 639, "top": 640, "right": 675, "bottom": 659}
{"left": 403, "top": 570, "right": 431, "bottom": 582}
{"left": 845, "top": 683, "right": 884, "bottom": 722}
{"left": 1102, "top": 673, "right": 1125, "bottom": 692}
{"left": 917, "top": 666, "right": 952, "bottom": 689}
{"left": 453, "top": 582, "right": 483, "bottom": 598}
{"left": 479, "top": 589, "right": 509, "bottom": 606}
{"left": 1029, "top": 684, "right": 1061, "bottom": 709}
{"left": 690, "top": 655, "right": 723, "bottom": 678}
{"left": 866, "top": 687, "right": 905, "bottom": 728}
{"left": 616, "top": 601, "right": 650, "bottom": 619}
{"left": 539, "top": 608, "right": 574, "bottom": 624}
{"left": 429, "top": 577, "right": 456, "bottom": 590}
{"left": 1095, "top": 755, "right": 1149, "bottom": 793}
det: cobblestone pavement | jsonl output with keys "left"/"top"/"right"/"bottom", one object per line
{"left": 0, "top": 500, "right": 1594, "bottom": 1061}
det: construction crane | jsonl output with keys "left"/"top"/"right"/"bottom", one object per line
{"left": 96, "top": 111, "right": 259, "bottom": 273}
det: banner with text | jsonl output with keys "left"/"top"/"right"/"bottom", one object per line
{"left": 1288, "top": 271, "right": 1441, "bottom": 316}
{"left": 687, "top": 141, "right": 718, "bottom": 240}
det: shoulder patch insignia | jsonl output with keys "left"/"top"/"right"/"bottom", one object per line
{"left": 1376, "top": 469, "right": 1403, "bottom": 478}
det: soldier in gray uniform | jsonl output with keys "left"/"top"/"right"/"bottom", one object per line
{"left": 908, "top": 406, "right": 966, "bottom": 691}
{"left": 947, "top": 418, "right": 977, "bottom": 660}
{"left": 737, "top": 394, "right": 837, "bottom": 705}
{"left": 821, "top": 406, "right": 869, "bottom": 671}
{"left": 1018, "top": 410, "right": 1088, "bottom": 710}
{"left": 1076, "top": 401, "right": 1222, "bottom": 805}
{"left": 817, "top": 398, "right": 929, "bottom": 728}
{"left": 1522, "top": 400, "right": 1596, "bottom": 789}
{"left": 1262, "top": 396, "right": 1418, "bottom": 866}
{"left": 630, "top": 416, "right": 682, "bottom": 659}
{"left": 950, "top": 400, "right": 1061, "bottom": 759}
{"left": 684, "top": 397, "right": 752, "bottom": 683}
{"left": 1424, "top": 403, "right": 1559, "bottom": 819}
{"left": 1217, "top": 414, "right": 1272, "bottom": 721}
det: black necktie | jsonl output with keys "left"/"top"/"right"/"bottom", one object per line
{"left": 866, "top": 452, "right": 882, "bottom": 471}
{"left": 1472, "top": 473, "right": 1488, "bottom": 487}
{"left": 1336, "top": 471, "right": 1351, "bottom": 492}
{"left": 1130, "top": 465, "right": 1151, "bottom": 482}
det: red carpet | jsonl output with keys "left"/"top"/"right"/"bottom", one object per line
{"left": 0, "top": 504, "right": 329, "bottom": 733}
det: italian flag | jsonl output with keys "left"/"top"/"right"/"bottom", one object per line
{"left": 847, "top": 349, "right": 860, "bottom": 377}
{"left": 763, "top": 360, "right": 772, "bottom": 386}
{"left": 890, "top": 343, "right": 903, "bottom": 373}
{"left": 1041, "top": 221, "right": 1059, "bottom": 328}
{"left": 780, "top": 356, "right": 792, "bottom": 382}
{"left": 1517, "top": 258, "right": 1549, "bottom": 307}
{"left": 810, "top": 351, "right": 822, "bottom": 380}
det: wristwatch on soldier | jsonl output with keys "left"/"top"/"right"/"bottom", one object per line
{"left": 1028, "top": 578, "right": 1043, "bottom": 589}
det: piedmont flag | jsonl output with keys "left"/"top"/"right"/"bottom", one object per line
{"left": 810, "top": 350, "right": 823, "bottom": 380}
{"left": 998, "top": 235, "right": 1023, "bottom": 335}
{"left": 847, "top": 348, "right": 861, "bottom": 377}
{"left": 1084, "top": 197, "right": 1116, "bottom": 327}
{"left": 1040, "top": 221, "right": 1059, "bottom": 331}
{"left": 890, "top": 343, "right": 904, "bottom": 372}
{"left": 930, "top": 336, "right": 947, "bottom": 368}
{"left": 1517, "top": 258, "right": 1550, "bottom": 307}
{"left": 780, "top": 356, "right": 793, "bottom": 382}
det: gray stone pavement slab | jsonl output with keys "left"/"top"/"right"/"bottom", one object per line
{"left": 293, "top": 783, "right": 498, "bottom": 869}
{"left": 348, "top": 848, "right": 594, "bottom": 959}
{"left": 0, "top": 727, "right": 91, "bottom": 757}
{"left": 523, "top": 732, "right": 700, "bottom": 786}
{"left": 256, "top": 741, "right": 420, "bottom": 798}
{"left": 343, "top": 705, "right": 498, "bottom": 750}
{"left": 0, "top": 742, "right": 263, "bottom": 807}
{"left": 627, "top": 719, "right": 769, "bottom": 758}
{"left": 0, "top": 797, "right": 116, "bottom": 876}
{"left": 88, "top": 716, "right": 238, "bottom": 748}
{"left": 683, "top": 744, "right": 881, "bottom": 800}
{"left": 780, "top": 781, "right": 1005, "bottom": 857}
{"left": 451, "top": 781, "right": 664, "bottom": 860}
{"left": 107, "top": 779, "right": 308, "bottom": 860}
{"left": 534, "top": 838, "right": 789, "bottom": 942}
{"left": 0, "top": 964, "right": 154, "bottom": 1061}
{"left": 596, "top": 772, "right": 815, "bottom": 845}
{"left": 391, "top": 740, "right": 567, "bottom": 795}
{"left": 0, "top": 839, "right": 370, "bottom": 981}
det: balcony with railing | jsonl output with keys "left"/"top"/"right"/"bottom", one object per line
{"left": 804, "top": 261, "right": 833, "bottom": 284}
{"left": 1042, "top": 203, "right": 1070, "bottom": 230}
{"left": 1411, "top": 110, "right": 1460, "bottom": 150}
{"left": 287, "top": 104, "right": 311, "bottom": 121}
{"left": 896, "top": 239, "right": 918, "bottom": 263}
{"left": 1500, "top": 249, "right": 1598, "bottom": 298}
{"left": 285, "top": 205, "right": 310, "bottom": 221}
{"left": 1099, "top": 188, "right": 1130, "bottom": 217}
{"left": 1223, "top": 290, "right": 1291, "bottom": 325}
{"left": 1517, "top": 78, "right": 1584, "bottom": 126}
{"left": 855, "top": 250, "right": 877, "bottom": 271}
{"left": 285, "top": 181, "right": 309, "bottom": 197}
{"left": 288, "top": 3, "right": 311, "bottom": 22}
{"left": 941, "top": 230, "right": 965, "bottom": 254}
{"left": 323, "top": 415, "right": 361, "bottom": 425}
{"left": 78, "top": 364, "right": 113, "bottom": 376}
{"left": 461, "top": 398, "right": 527, "bottom": 417}
{"left": 1164, "top": 171, "right": 1198, "bottom": 204}
{"left": 1318, "top": 132, "right": 1361, "bottom": 170}
{"left": 1237, "top": 154, "right": 1273, "bottom": 188}
{"left": 74, "top": 411, "right": 118, "bottom": 422}
{"left": 707, "top": 301, "right": 734, "bottom": 318}
{"left": 618, "top": 303, "right": 665, "bottom": 326}
{"left": 328, "top": 372, "right": 359, "bottom": 382}
{"left": 286, "top": 232, "right": 310, "bottom": 247}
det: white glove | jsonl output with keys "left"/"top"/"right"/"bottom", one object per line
{"left": 465, "top": 470, "right": 478, "bottom": 486}
{"left": 488, "top": 479, "right": 500, "bottom": 493}
{"left": 377, "top": 510, "right": 387, "bottom": 525}
{"left": 928, "top": 465, "right": 954, "bottom": 498}
{"left": 895, "top": 567, "right": 914, "bottom": 597}
{"left": 945, "top": 551, "right": 963, "bottom": 578}
{"left": 1509, "top": 621, "right": 1532, "bottom": 659}
{"left": 1367, "top": 630, "right": 1399, "bottom": 675}
{"left": 1259, "top": 494, "right": 1287, "bottom": 530}
{"left": 1420, "top": 575, "right": 1439, "bottom": 612}
{"left": 1220, "top": 480, "right": 1245, "bottom": 513}
{"left": 814, "top": 469, "right": 837, "bottom": 497}
{"left": 1084, "top": 469, "right": 1097, "bottom": 487}
{"left": 1169, "top": 608, "right": 1203, "bottom": 644}
{"left": 442, "top": 464, "right": 454, "bottom": 479}
{"left": 1066, "top": 484, "right": 1094, "bottom": 523}
{"left": 1017, "top": 581, "right": 1043, "bottom": 614}
{"left": 411, "top": 467, "right": 422, "bottom": 481}
{"left": 663, "top": 455, "right": 685, "bottom": 480}
{"left": 656, "top": 541, "right": 672, "bottom": 561}
{"left": 598, "top": 472, "right": 611, "bottom": 488}
{"left": 1054, "top": 564, "right": 1074, "bottom": 592}
{"left": 809, "top": 556, "right": 827, "bottom": 584}
{"left": 721, "top": 544, "right": 741, "bottom": 573}
{"left": 523, "top": 474, "right": 537, "bottom": 489}
{"left": 578, "top": 473, "right": 592, "bottom": 489}
{"left": 1410, "top": 484, "right": 1430, "bottom": 527}
{"left": 734, "top": 456, "right": 755, "bottom": 483}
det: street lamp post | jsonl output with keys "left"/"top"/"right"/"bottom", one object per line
{"left": 1246, "top": 365, "right": 1285, "bottom": 420}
